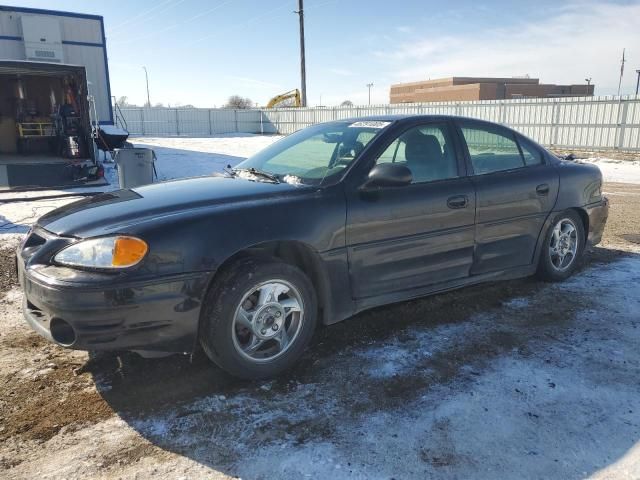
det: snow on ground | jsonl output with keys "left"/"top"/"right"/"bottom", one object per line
{"left": 103, "top": 256, "right": 640, "bottom": 479}
{"left": 583, "top": 158, "right": 640, "bottom": 184}
{"left": 133, "top": 134, "right": 282, "bottom": 181}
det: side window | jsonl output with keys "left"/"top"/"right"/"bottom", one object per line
{"left": 377, "top": 139, "right": 401, "bottom": 164}
{"left": 518, "top": 138, "right": 543, "bottom": 166}
{"left": 460, "top": 124, "right": 525, "bottom": 174}
{"left": 375, "top": 123, "right": 458, "bottom": 183}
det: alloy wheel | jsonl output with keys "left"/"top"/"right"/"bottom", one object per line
{"left": 231, "top": 280, "right": 304, "bottom": 363}
{"left": 549, "top": 218, "right": 579, "bottom": 272}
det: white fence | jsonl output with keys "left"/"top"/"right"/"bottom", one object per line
{"left": 118, "top": 95, "right": 640, "bottom": 151}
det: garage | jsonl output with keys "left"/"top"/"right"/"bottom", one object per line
{"left": 0, "top": 61, "right": 98, "bottom": 189}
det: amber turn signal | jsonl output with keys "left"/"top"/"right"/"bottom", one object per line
{"left": 112, "top": 236, "right": 148, "bottom": 267}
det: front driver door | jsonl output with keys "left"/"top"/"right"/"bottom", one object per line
{"left": 346, "top": 121, "right": 476, "bottom": 299}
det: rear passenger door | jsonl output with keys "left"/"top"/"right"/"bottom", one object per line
{"left": 455, "top": 120, "right": 559, "bottom": 274}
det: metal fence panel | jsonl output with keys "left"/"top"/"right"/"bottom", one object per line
{"left": 117, "top": 95, "right": 640, "bottom": 151}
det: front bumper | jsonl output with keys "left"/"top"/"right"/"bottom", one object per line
{"left": 17, "top": 231, "right": 211, "bottom": 353}
{"left": 585, "top": 197, "right": 609, "bottom": 246}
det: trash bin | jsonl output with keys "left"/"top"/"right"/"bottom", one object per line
{"left": 114, "top": 147, "right": 156, "bottom": 188}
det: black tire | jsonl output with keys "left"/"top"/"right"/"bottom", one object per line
{"left": 199, "top": 257, "right": 317, "bottom": 380}
{"left": 536, "top": 210, "right": 585, "bottom": 282}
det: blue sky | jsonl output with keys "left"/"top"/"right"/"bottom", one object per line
{"left": 10, "top": 0, "right": 640, "bottom": 106}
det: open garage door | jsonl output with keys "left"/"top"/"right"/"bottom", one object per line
{"left": 0, "top": 60, "right": 98, "bottom": 190}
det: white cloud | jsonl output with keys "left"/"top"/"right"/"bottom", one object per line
{"left": 376, "top": 1, "right": 640, "bottom": 95}
{"left": 396, "top": 25, "right": 413, "bottom": 34}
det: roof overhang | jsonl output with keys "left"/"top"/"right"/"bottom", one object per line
{"left": 0, "top": 60, "right": 86, "bottom": 77}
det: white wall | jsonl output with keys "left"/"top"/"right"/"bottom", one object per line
{"left": 118, "top": 96, "right": 640, "bottom": 152}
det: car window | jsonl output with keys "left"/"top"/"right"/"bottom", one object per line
{"left": 518, "top": 138, "right": 543, "bottom": 166}
{"left": 237, "top": 120, "right": 389, "bottom": 185}
{"left": 375, "top": 123, "right": 458, "bottom": 183}
{"left": 460, "top": 124, "right": 525, "bottom": 174}
{"left": 264, "top": 131, "right": 338, "bottom": 174}
{"left": 355, "top": 130, "right": 377, "bottom": 146}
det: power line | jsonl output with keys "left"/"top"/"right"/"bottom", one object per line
{"left": 107, "top": 0, "right": 188, "bottom": 35}
{"left": 109, "top": 0, "right": 235, "bottom": 46}
{"left": 186, "top": 1, "right": 291, "bottom": 46}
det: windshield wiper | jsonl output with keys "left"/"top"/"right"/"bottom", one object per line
{"left": 233, "top": 167, "right": 280, "bottom": 183}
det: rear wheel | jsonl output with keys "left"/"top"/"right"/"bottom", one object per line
{"left": 537, "top": 210, "right": 585, "bottom": 281}
{"left": 199, "top": 258, "right": 317, "bottom": 379}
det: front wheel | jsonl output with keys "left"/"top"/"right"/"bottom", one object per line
{"left": 537, "top": 210, "right": 585, "bottom": 282}
{"left": 199, "top": 258, "right": 317, "bottom": 380}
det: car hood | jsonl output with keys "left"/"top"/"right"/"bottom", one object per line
{"left": 38, "top": 176, "right": 302, "bottom": 237}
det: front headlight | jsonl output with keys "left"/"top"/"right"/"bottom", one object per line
{"left": 54, "top": 236, "right": 148, "bottom": 269}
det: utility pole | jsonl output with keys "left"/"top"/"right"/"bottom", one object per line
{"left": 617, "top": 48, "right": 626, "bottom": 96}
{"left": 366, "top": 82, "right": 373, "bottom": 105}
{"left": 295, "top": 0, "right": 307, "bottom": 107}
{"left": 636, "top": 70, "right": 640, "bottom": 96}
{"left": 142, "top": 66, "right": 151, "bottom": 107}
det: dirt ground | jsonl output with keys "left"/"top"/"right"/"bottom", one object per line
{"left": 1, "top": 182, "right": 639, "bottom": 479}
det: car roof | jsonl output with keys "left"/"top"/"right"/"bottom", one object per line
{"left": 337, "top": 114, "right": 497, "bottom": 124}
{"left": 335, "top": 114, "right": 530, "bottom": 138}
{"left": 331, "top": 114, "right": 549, "bottom": 155}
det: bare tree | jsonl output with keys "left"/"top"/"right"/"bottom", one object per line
{"left": 226, "top": 95, "right": 253, "bottom": 109}
{"left": 116, "top": 96, "right": 134, "bottom": 107}
{"left": 340, "top": 100, "right": 354, "bottom": 107}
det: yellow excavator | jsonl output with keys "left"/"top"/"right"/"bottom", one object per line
{"left": 266, "top": 89, "right": 302, "bottom": 108}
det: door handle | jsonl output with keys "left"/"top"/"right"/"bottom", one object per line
{"left": 447, "top": 195, "right": 468, "bottom": 209}
{"left": 536, "top": 184, "right": 550, "bottom": 196}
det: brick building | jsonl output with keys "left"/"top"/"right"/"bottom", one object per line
{"left": 389, "top": 77, "right": 594, "bottom": 104}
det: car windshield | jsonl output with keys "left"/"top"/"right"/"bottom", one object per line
{"left": 234, "top": 120, "right": 392, "bottom": 185}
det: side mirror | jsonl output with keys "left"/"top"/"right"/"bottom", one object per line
{"left": 362, "top": 163, "right": 413, "bottom": 189}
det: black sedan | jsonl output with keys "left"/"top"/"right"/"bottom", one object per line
{"left": 17, "top": 115, "right": 609, "bottom": 379}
